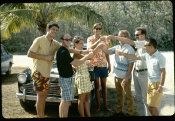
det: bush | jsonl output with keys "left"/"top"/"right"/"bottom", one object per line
{"left": 1, "top": 37, "right": 29, "bottom": 54}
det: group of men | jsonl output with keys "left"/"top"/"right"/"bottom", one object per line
{"left": 27, "top": 21, "right": 166, "bottom": 118}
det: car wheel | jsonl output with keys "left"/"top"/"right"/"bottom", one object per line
{"left": 19, "top": 99, "right": 35, "bottom": 112}
{"left": 6, "top": 63, "right": 12, "bottom": 75}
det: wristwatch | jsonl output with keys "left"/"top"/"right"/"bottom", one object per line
{"left": 80, "top": 50, "right": 83, "bottom": 54}
{"left": 159, "top": 85, "right": 164, "bottom": 88}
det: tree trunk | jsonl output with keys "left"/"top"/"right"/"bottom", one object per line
{"left": 36, "top": 21, "right": 47, "bottom": 35}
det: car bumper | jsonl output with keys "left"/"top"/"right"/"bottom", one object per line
{"left": 16, "top": 90, "right": 78, "bottom": 103}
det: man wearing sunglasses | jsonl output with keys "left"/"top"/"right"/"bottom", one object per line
{"left": 56, "top": 34, "right": 94, "bottom": 118}
{"left": 115, "top": 38, "right": 166, "bottom": 116}
{"left": 87, "top": 23, "right": 113, "bottom": 112}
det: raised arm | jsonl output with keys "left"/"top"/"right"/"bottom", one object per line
{"left": 89, "top": 40, "right": 101, "bottom": 49}
{"left": 87, "top": 36, "right": 106, "bottom": 49}
{"left": 91, "top": 43, "right": 105, "bottom": 55}
{"left": 68, "top": 48, "right": 89, "bottom": 55}
{"left": 116, "top": 50, "right": 141, "bottom": 60}
{"left": 71, "top": 52, "right": 93, "bottom": 67}
{"left": 107, "top": 35, "right": 136, "bottom": 46}
{"left": 101, "top": 47, "right": 111, "bottom": 55}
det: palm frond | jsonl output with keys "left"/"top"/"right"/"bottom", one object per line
{"left": 0, "top": 3, "right": 26, "bottom": 12}
{"left": 55, "top": 4, "right": 109, "bottom": 34}
{"left": 1, "top": 9, "right": 37, "bottom": 39}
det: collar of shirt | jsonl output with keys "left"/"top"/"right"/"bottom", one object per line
{"left": 118, "top": 44, "right": 129, "bottom": 48}
{"left": 136, "top": 39, "right": 146, "bottom": 41}
{"left": 150, "top": 50, "right": 159, "bottom": 57}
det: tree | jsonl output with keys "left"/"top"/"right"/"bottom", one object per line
{"left": 0, "top": 3, "right": 108, "bottom": 40}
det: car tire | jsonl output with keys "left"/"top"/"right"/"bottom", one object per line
{"left": 6, "top": 63, "right": 12, "bottom": 75}
{"left": 19, "top": 100, "right": 35, "bottom": 112}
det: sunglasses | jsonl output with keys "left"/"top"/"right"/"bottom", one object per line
{"left": 95, "top": 28, "right": 102, "bottom": 30}
{"left": 63, "top": 39, "right": 71, "bottom": 41}
{"left": 144, "top": 44, "right": 151, "bottom": 47}
{"left": 134, "top": 34, "right": 141, "bottom": 37}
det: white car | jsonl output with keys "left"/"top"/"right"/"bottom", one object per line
{"left": 1, "top": 44, "right": 13, "bottom": 75}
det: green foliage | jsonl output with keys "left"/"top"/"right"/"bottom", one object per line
{"left": 157, "top": 34, "right": 173, "bottom": 51}
{"left": 0, "top": 3, "right": 106, "bottom": 39}
{"left": 0, "top": 1, "right": 173, "bottom": 52}
{"left": 1, "top": 38, "right": 29, "bottom": 53}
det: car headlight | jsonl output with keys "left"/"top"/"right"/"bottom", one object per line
{"left": 17, "top": 73, "right": 27, "bottom": 84}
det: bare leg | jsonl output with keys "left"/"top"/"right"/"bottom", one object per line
{"left": 84, "top": 93, "right": 91, "bottom": 117}
{"left": 43, "top": 91, "right": 48, "bottom": 117}
{"left": 78, "top": 94, "right": 86, "bottom": 117}
{"left": 59, "top": 100, "right": 71, "bottom": 118}
{"left": 59, "top": 101, "right": 62, "bottom": 117}
{"left": 100, "top": 77, "right": 112, "bottom": 112}
{"left": 148, "top": 106, "right": 159, "bottom": 116}
{"left": 94, "top": 78, "right": 101, "bottom": 112}
{"left": 36, "top": 91, "right": 48, "bottom": 118}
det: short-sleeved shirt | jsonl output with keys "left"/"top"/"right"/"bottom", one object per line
{"left": 56, "top": 46, "right": 74, "bottom": 78}
{"left": 134, "top": 40, "right": 147, "bottom": 70}
{"left": 109, "top": 44, "right": 135, "bottom": 79}
{"left": 29, "top": 35, "right": 61, "bottom": 77}
{"left": 87, "top": 35, "right": 110, "bottom": 67}
{"left": 134, "top": 41, "right": 146, "bottom": 49}
{"left": 140, "top": 50, "right": 166, "bottom": 82}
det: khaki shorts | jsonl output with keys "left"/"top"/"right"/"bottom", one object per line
{"left": 147, "top": 81, "right": 163, "bottom": 107}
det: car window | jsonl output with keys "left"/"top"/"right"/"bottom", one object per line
{"left": 3, "top": 45, "right": 9, "bottom": 54}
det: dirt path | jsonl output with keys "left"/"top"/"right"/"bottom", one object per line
{"left": 12, "top": 52, "right": 175, "bottom": 116}
{"left": 2, "top": 52, "right": 174, "bottom": 118}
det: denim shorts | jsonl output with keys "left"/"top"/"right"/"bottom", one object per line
{"left": 59, "top": 76, "right": 75, "bottom": 101}
{"left": 94, "top": 67, "right": 108, "bottom": 79}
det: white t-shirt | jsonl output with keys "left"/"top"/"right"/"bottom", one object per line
{"left": 134, "top": 40, "right": 146, "bottom": 49}
{"left": 134, "top": 40, "right": 147, "bottom": 70}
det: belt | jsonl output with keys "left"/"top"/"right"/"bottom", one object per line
{"left": 135, "top": 68, "right": 147, "bottom": 72}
